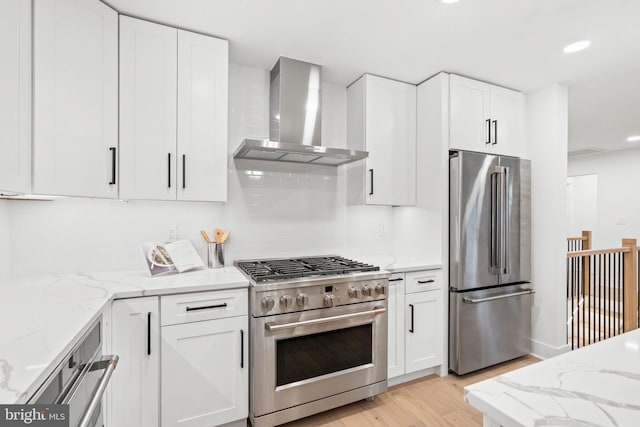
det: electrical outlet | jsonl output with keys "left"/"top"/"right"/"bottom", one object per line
{"left": 167, "top": 225, "right": 178, "bottom": 242}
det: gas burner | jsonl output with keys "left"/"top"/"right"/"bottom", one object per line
{"left": 235, "top": 256, "right": 379, "bottom": 283}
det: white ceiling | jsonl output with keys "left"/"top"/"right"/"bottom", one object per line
{"left": 108, "top": 0, "right": 640, "bottom": 153}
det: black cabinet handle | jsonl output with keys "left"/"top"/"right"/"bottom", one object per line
{"left": 492, "top": 120, "right": 498, "bottom": 145}
{"left": 409, "top": 304, "right": 414, "bottom": 333}
{"left": 168, "top": 153, "right": 172, "bottom": 188}
{"left": 369, "top": 169, "right": 374, "bottom": 195}
{"left": 485, "top": 119, "right": 491, "bottom": 145}
{"left": 147, "top": 312, "right": 151, "bottom": 356}
{"left": 240, "top": 329, "right": 244, "bottom": 368}
{"left": 109, "top": 147, "right": 116, "bottom": 185}
{"left": 185, "top": 303, "right": 227, "bottom": 312}
{"left": 388, "top": 278, "right": 404, "bottom": 282}
{"left": 182, "top": 154, "right": 186, "bottom": 189}
{"left": 417, "top": 279, "right": 435, "bottom": 284}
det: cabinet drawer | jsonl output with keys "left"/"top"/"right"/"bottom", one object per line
{"left": 161, "top": 288, "right": 248, "bottom": 326}
{"left": 405, "top": 270, "right": 442, "bottom": 293}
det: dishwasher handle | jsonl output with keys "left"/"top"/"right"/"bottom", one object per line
{"left": 77, "top": 355, "right": 119, "bottom": 427}
{"left": 462, "top": 289, "right": 534, "bottom": 304}
{"left": 265, "top": 307, "right": 386, "bottom": 332}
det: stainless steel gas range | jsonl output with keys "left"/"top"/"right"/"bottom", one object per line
{"left": 235, "top": 256, "right": 390, "bottom": 427}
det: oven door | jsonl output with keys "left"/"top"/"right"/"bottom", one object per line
{"left": 251, "top": 300, "right": 388, "bottom": 417}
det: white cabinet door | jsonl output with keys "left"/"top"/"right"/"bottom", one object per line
{"left": 490, "top": 86, "right": 526, "bottom": 157}
{"left": 365, "top": 75, "right": 416, "bottom": 206}
{"left": 33, "top": 0, "right": 118, "bottom": 198}
{"left": 0, "top": 0, "right": 31, "bottom": 194}
{"left": 162, "top": 316, "right": 248, "bottom": 427}
{"left": 405, "top": 290, "right": 443, "bottom": 373}
{"left": 110, "top": 297, "right": 160, "bottom": 427}
{"left": 449, "top": 74, "right": 491, "bottom": 153}
{"left": 119, "top": 16, "right": 177, "bottom": 200}
{"left": 387, "top": 274, "right": 406, "bottom": 379}
{"left": 177, "top": 30, "right": 228, "bottom": 202}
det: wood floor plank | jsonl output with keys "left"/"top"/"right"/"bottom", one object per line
{"left": 279, "top": 355, "right": 539, "bottom": 427}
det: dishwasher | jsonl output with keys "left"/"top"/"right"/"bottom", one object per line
{"left": 28, "top": 317, "right": 119, "bottom": 427}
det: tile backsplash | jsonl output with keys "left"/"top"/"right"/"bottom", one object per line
{"left": 2, "top": 63, "right": 439, "bottom": 277}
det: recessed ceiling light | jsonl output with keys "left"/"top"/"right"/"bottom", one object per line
{"left": 627, "top": 135, "right": 640, "bottom": 142}
{"left": 440, "top": 0, "right": 460, "bottom": 3}
{"left": 563, "top": 40, "right": 591, "bottom": 54}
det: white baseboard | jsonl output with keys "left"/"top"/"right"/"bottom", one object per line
{"left": 530, "top": 338, "right": 571, "bottom": 360}
{"left": 388, "top": 366, "right": 440, "bottom": 387}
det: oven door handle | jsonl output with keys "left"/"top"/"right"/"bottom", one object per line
{"left": 77, "top": 355, "right": 119, "bottom": 427}
{"left": 265, "top": 307, "right": 386, "bottom": 332}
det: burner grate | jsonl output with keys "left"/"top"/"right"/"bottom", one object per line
{"left": 235, "top": 256, "right": 379, "bottom": 282}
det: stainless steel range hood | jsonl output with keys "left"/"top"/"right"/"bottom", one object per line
{"left": 233, "top": 57, "right": 367, "bottom": 167}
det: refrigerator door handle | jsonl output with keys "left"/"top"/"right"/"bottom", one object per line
{"left": 501, "top": 166, "right": 509, "bottom": 274}
{"left": 490, "top": 167, "right": 502, "bottom": 272}
{"left": 463, "top": 288, "right": 534, "bottom": 304}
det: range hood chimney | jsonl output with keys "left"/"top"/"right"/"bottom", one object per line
{"left": 233, "top": 57, "right": 367, "bottom": 166}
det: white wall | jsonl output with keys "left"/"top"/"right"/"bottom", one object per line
{"left": 569, "top": 149, "right": 640, "bottom": 248}
{"left": 0, "top": 201, "right": 9, "bottom": 277}
{"left": 4, "top": 63, "right": 401, "bottom": 277}
{"left": 527, "top": 84, "right": 570, "bottom": 358}
{"left": 566, "top": 174, "right": 598, "bottom": 239}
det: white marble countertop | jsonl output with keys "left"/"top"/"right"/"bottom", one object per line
{"left": 0, "top": 267, "right": 248, "bottom": 405}
{"left": 464, "top": 330, "right": 640, "bottom": 426}
{"left": 354, "top": 255, "right": 442, "bottom": 273}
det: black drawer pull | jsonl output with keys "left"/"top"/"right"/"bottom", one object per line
{"left": 182, "top": 154, "right": 186, "bottom": 189}
{"left": 388, "top": 278, "right": 404, "bottom": 282}
{"left": 167, "top": 153, "right": 172, "bottom": 188}
{"left": 109, "top": 147, "right": 117, "bottom": 185}
{"left": 147, "top": 312, "right": 151, "bottom": 355}
{"left": 417, "top": 279, "right": 435, "bottom": 284}
{"left": 492, "top": 120, "right": 498, "bottom": 145}
{"left": 186, "top": 303, "right": 228, "bottom": 312}
{"left": 409, "top": 304, "right": 414, "bottom": 333}
{"left": 240, "top": 329, "right": 244, "bottom": 369}
{"left": 369, "top": 169, "right": 374, "bottom": 195}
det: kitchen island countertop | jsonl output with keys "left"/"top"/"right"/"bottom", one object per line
{"left": 464, "top": 330, "right": 640, "bottom": 426}
{"left": 0, "top": 268, "right": 248, "bottom": 405}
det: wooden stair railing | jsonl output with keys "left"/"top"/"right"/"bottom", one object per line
{"left": 566, "top": 237, "right": 638, "bottom": 349}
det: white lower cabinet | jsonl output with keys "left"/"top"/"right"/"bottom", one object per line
{"left": 108, "top": 289, "right": 248, "bottom": 427}
{"left": 161, "top": 290, "right": 248, "bottom": 427}
{"left": 405, "top": 289, "right": 443, "bottom": 373}
{"left": 109, "top": 297, "right": 160, "bottom": 427}
{"left": 387, "top": 269, "right": 443, "bottom": 383}
{"left": 387, "top": 274, "right": 406, "bottom": 378}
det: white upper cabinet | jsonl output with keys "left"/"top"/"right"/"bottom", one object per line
{"left": 33, "top": 0, "right": 118, "bottom": 198}
{"left": 0, "top": 0, "right": 31, "bottom": 194}
{"left": 347, "top": 74, "right": 416, "bottom": 206}
{"left": 449, "top": 74, "right": 525, "bottom": 157}
{"left": 119, "top": 16, "right": 177, "bottom": 200}
{"left": 177, "top": 30, "right": 228, "bottom": 202}
{"left": 119, "top": 18, "right": 228, "bottom": 202}
{"left": 490, "top": 85, "right": 526, "bottom": 157}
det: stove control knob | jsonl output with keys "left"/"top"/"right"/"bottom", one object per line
{"left": 323, "top": 294, "right": 336, "bottom": 308}
{"left": 362, "top": 285, "right": 374, "bottom": 297}
{"left": 375, "top": 284, "right": 387, "bottom": 296}
{"left": 296, "top": 293, "right": 310, "bottom": 307}
{"left": 280, "top": 295, "right": 294, "bottom": 308}
{"left": 261, "top": 296, "right": 275, "bottom": 310}
{"left": 348, "top": 287, "right": 361, "bottom": 298}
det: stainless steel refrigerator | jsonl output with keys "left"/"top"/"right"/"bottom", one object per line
{"left": 449, "top": 150, "right": 533, "bottom": 375}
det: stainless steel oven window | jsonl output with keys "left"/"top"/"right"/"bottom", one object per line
{"left": 276, "top": 323, "right": 373, "bottom": 386}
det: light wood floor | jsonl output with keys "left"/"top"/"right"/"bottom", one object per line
{"left": 280, "top": 355, "right": 539, "bottom": 427}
